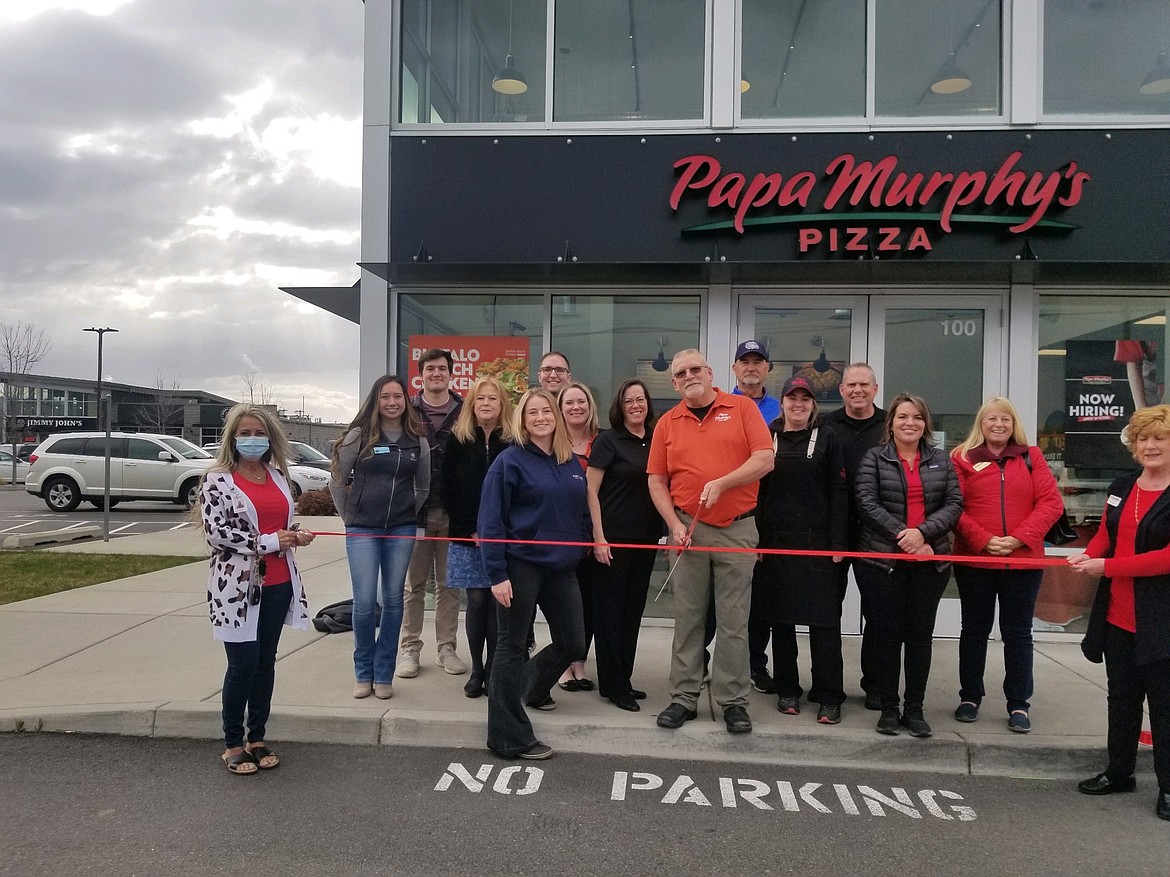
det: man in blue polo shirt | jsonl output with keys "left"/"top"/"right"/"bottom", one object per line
{"left": 731, "top": 339, "right": 782, "bottom": 695}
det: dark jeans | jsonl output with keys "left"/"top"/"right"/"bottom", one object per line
{"left": 593, "top": 545, "right": 655, "bottom": 698}
{"left": 955, "top": 565, "right": 1042, "bottom": 713}
{"left": 773, "top": 624, "right": 845, "bottom": 706}
{"left": 846, "top": 559, "right": 879, "bottom": 696}
{"left": 749, "top": 561, "right": 782, "bottom": 677}
{"left": 465, "top": 588, "right": 497, "bottom": 680}
{"left": 487, "top": 557, "right": 585, "bottom": 757}
{"left": 855, "top": 561, "right": 948, "bottom": 712}
{"left": 1103, "top": 624, "right": 1170, "bottom": 791}
{"left": 221, "top": 581, "right": 292, "bottom": 749}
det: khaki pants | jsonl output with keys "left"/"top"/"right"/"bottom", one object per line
{"left": 668, "top": 513, "right": 758, "bottom": 710}
{"left": 399, "top": 506, "right": 459, "bottom": 655}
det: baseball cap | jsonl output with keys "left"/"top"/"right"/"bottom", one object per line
{"left": 734, "top": 339, "right": 769, "bottom": 362}
{"left": 781, "top": 376, "right": 815, "bottom": 397}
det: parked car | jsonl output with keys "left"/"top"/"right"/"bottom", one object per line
{"left": 0, "top": 449, "right": 31, "bottom": 484}
{"left": 0, "top": 443, "right": 36, "bottom": 462}
{"left": 200, "top": 442, "right": 330, "bottom": 499}
{"left": 26, "top": 432, "right": 213, "bottom": 512}
{"left": 288, "top": 441, "right": 332, "bottom": 470}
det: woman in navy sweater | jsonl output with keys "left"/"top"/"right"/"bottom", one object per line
{"left": 478, "top": 388, "right": 589, "bottom": 760}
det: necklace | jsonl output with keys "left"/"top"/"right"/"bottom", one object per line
{"left": 237, "top": 466, "right": 266, "bottom": 484}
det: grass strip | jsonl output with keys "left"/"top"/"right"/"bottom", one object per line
{"left": 0, "top": 553, "right": 200, "bottom": 605}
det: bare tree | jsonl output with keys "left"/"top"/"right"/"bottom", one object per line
{"left": 134, "top": 372, "right": 184, "bottom": 433}
{"left": 0, "top": 320, "right": 52, "bottom": 376}
{"left": 0, "top": 320, "right": 53, "bottom": 450}
{"left": 240, "top": 367, "right": 275, "bottom": 406}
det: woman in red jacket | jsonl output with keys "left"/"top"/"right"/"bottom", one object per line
{"left": 950, "top": 397, "right": 1064, "bottom": 733}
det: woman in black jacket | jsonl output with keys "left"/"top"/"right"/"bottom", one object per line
{"left": 441, "top": 377, "right": 514, "bottom": 698}
{"left": 757, "top": 376, "right": 849, "bottom": 724}
{"left": 1070, "top": 404, "right": 1170, "bottom": 822}
{"left": 855, "top": 393, "right": 962, "bottom": 738}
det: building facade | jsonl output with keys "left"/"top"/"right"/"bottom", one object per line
{"left": 293, "top": 0, "right": 1170, "bottom": 636}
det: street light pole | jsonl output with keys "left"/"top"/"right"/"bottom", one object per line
{"left": 83, "top": 327, "right": 118, "bottom": 541}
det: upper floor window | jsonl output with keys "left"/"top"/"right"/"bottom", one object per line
{"left": 1043, "top": 0, "right": 1170, "bottom": 116}
{"left": 553, "top": 0, "right": 706, "bottom": 123}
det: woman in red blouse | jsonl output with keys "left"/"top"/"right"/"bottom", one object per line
{"left": 1070, "top": 405, "right": 1170, "bottom": 822}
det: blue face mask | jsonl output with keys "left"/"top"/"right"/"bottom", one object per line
{"left": 235, "top": 436, "right": 270, "bottom": 461}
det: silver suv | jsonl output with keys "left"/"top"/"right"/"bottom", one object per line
{"left": 25, "top": 432, "right": 213, "bottom": 512}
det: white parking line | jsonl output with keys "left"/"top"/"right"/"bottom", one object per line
{"left": 168, "top": 522, "right": 194, "bottom": 531}
{"left": 58, "top": 522, "right": 93, "bottom": 531}
{"left": 109, "top": 523, "right": 138, "bottom": 534}
{"left": 0, "top": 521, "right": 39, "bottom": 533}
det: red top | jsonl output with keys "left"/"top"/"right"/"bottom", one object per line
{"left": 233, "top": 472, "right": 292, "bottom": 586}
{"left": 1084, "top": 485, "right": 1170, "bottom": 633}
{"left": 900, "top": 454, "right": 925, "bottom": 528}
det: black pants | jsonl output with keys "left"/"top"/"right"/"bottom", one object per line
{"left": 487, "top": 558, "right": 585, "bottom": 758}
{"left": 855, "top": 561, "right": 947, "bottom": 712}
{"left": 573, "top": 555, "right": 602, "bottom": 661}
{"left": 748, "top": 561, "right": 782, "bottom": 677}
{"left": 1103, "top": 623, "right": 1170, "bottom": 791}
{"left": 844, "top": 559, "right": 879, "bottom": 697}
{"left": 593, "top": 545, "right": 655, "bottom": 698}
{"left": 221, "top": 581, "right": 292, "bottom": 749}
{"left": 773, "top": 624, "right": 845, "bottom": 706}
{"left": 465, "top": 588, "right": 497, "bottom": 679}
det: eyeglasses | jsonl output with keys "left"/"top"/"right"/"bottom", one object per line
{"left": 622, "top": 397, "right": 648, "bottom": 407}
{"left": 538, "top": 366, "right": 569, "bottom": 376}
{"left": 672, "top": 365, "right": 707, "bottom": 379}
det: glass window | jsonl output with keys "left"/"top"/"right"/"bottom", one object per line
{"left": 740, "top": 0, "right": 865, "bottom": 119}
{"left": 549, "top": 294, "right": 701, "bottom": 422}
{"left": 399, "top": 0, "right": 548, "bottom": 124}
{"left": 48, "top": 437, "right": 87, "bottom": 456}
{"left": 1034, "top": 292, "right": 1170, "bottom": 635}
{"left": 397, "top": 292, "right": 546, "bottom": 399}
{"left": 553, "top": 0, "right": 705, "bottom": 122}
{"left": 66, "top": 392, "right": 87, "bottom": 417}
{"left": 1044, "top": 0, "right": 1170, "bottom": 116}
{"left": 40, "top": 387, "right": 66, "bottom": 416}
{"left": 875, "top": 0, "right": 1001, "bottom": 118}
{"left": 126, "top": 438, "right": 163, "bottom": 461}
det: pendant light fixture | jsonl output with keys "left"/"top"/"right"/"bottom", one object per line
{"left": 652, "top": 337, "right": 670, "bottom": 372}
{"left": 1139, "top": 51, "right": 1170, "bottom": 95}
{"left": 492, "top": 1, "right": 528, "bottom": 95}
{"left": 931, "top": 52, "right": 972, "bottom": 94}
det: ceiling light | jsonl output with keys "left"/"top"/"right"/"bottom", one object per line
{"left": 931, "top": 53, "right": 972, "bottom": 94}
{"left": 1139, "top": 51, "right": 1170, "bottom": 96}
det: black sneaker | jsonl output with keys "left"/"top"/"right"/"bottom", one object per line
{"left": 518, "top": 741, "right": 553, "bottom": 760}
{"left": 751, "top": 670, "right": 776, "bottom": 694}
{"left": 954, "top": 701, "right": 979, "bottom": 723}
{"left": 776, "top": 695, "right": 800, "bottom": 715}
{"left": 900, "top": 710, "right": 932, "bottom": 738}
{"left": 817, "top": 704, "right": 842, "bottom": 724}
{"left": 864, "top": 691, "right": 882, "bottom": 711}
{"left": 876, "top": 709, "right": 901, "bottom": 735}
{"left": 526, "top": 695, "right": 556, "bottom": 711}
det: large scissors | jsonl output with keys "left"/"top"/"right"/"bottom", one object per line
{"left": 654, "top": 507, "right": 701, "bottom": 601}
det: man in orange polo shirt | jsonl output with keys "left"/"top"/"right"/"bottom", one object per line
{"left": 648, "top": 349, "right": 774, "bottom": 734}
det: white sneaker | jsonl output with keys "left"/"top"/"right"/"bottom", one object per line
{"left": 395, "top": 651, "right": 420, "bottom": 678}
{"left": 437, "top": 646, "right": 467, "bottom": 675}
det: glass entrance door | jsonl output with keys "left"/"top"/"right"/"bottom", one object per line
{"left": 738, "top": 291, "right": 1006, "bottom": 636}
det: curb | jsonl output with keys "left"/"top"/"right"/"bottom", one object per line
{"left": 2, "top": 526, "right": 102, "bottom": 549}
{"left": 1, "top": 703, "right": 1150, "bottom": 780}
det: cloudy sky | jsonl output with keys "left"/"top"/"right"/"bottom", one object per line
{"left": 1, "top": 0, "right": 364, "bottom": 423}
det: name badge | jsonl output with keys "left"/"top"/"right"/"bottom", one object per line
{"left": 972, "top": 461, "right": 991, "bottom": 472}
{"left": 373, "top": 446, "right": 390, "bottom": 455}
{"left": 1106, "top": 494, "right": 1122, "bottom": 507}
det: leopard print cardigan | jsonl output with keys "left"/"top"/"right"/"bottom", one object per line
{"left": 201, "top": 468, "right": 310, "bottom": 643}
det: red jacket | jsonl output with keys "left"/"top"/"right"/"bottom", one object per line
{"left": 951, "top": 444, "right": 1064, "bottom": 560}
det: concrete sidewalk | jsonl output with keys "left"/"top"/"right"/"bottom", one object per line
{"left": 0, "top": 518, "right": 1152, "bottom": 779}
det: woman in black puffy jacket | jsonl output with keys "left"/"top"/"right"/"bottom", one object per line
{"left": 855, "top": 393, "right": 962, "bottom": 739}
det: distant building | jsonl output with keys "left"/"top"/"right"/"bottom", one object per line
{"left": 0, "top": 372, "right": 344, "bottom": 452}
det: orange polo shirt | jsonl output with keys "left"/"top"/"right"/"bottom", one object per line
{"left": 647, "top": 388, "right": 772, "bottom": 527}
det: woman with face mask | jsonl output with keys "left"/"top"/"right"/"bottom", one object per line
{"left": 330, "top": 375, "right": 430, "bottom": 701}
{"left": 201, "top": 404, "right": 315, "bottom": 775}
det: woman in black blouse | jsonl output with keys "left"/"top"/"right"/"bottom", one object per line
{"left": 587, "top": 379, "right": 661, "bottom": 711}
{"left": 441, "top": 377, "right": 514, "bottom": 698}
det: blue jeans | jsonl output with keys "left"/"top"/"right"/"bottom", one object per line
{"left": 222, "top": 581, "right": 292, "bottom": 748}
{"left": 346, "top": 525, "right": 416, "bottom": 684}
{"left": 955, "top": 565, "right": 1042, "bottom": 713}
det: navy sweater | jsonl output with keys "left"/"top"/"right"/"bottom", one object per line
{"left": 477, "top": 442, "right": 589, "bottom": 584}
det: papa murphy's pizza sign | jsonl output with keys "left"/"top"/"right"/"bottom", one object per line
{"left": 669, "top": 150, "right": 1089, "bottom": 255}
{"left": 408, "top": 336, "right": 530, "bottom": 399}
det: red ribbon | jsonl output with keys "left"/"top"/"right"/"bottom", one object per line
{"left": 302, "top": 530, "right": 1077, "bottom": 568}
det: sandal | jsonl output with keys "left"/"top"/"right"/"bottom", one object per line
{"left": 221, "top": 749, "right": 258, "bottom": 775}
{"left": 246, "top": 744, "right": 280, "bottom": 770}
